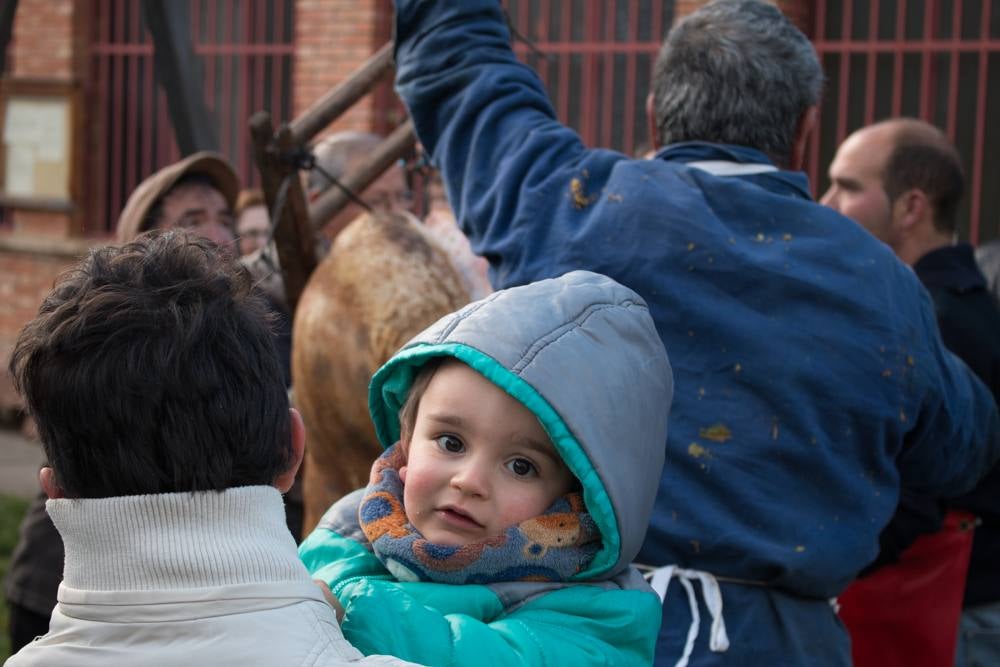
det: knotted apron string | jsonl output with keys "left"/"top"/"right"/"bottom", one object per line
{"left": 642, "top": 565, "right": 731, "bottom": 667}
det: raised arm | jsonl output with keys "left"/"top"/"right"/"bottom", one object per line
{"left": 393, "top": 0, "right": 624, "bottom": 283}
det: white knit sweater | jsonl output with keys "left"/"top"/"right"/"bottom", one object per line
{"left": 49, "top": 485, "right": 307, "bottom": 592}
{"left": 6, "top": 486, "right": 419, "bottom": 667}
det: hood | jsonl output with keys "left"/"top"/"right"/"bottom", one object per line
{"left": 368, "top": 270, "right": 672, "bottom": 579}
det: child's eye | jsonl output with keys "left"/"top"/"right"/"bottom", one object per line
{"left": 434, "top": 435, "right": 464, "bottom": 453}
{"left": 506, "top": 458, "right": 538, "bottom": 478}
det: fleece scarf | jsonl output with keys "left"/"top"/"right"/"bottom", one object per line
{"left": 359, "top": 444, "right": 601, "bottom": 585}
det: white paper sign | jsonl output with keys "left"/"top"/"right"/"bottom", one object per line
{"left": 5, "top": 144, "right": 34, "bottom": 195}
{"left": 3, "top": 96, "right": 70, "bottom": 197}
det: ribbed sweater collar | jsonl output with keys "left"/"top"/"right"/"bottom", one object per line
{"left": 47, "top": 485, "right": 308, "bottom": 592}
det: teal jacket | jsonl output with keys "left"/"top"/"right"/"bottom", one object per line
{"left": 300, "top": 271, "right": 673, "bottom": 666}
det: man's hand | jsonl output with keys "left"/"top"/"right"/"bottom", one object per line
{"left": 314, "top": 579, "right": 345, "bottom": 622}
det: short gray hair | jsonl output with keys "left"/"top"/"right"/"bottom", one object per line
{"left": 308, "top": 131, "right": 382, "bottom": 194}
{"left": 651, "top": 0, "right": 823, "bottom": 167}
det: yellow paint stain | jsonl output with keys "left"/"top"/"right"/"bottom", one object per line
{"left": 697, "top": 387, "right": 707, "bottom": 399}
{"left": 795, "top": 545, "right": 806, "bottom": 553}
{"left": 688, "top": 443, "right": 711, "bottom": 458}
{"left": 734, "top": 362, "right": 742, "bottom": 373}
{"left": 907, "top": 355, "right": 915, "bottom": 366}
{"left": 755, "top": 232, "right": 766, "bottom": 242}
{"left": 569, "top": 178, "right": 596, "bottom": 209}
{"left": 782, "top": 233, "right": 793, "bottom": 241}
{"left": 699, "top": 424, "right": 732, "bottom": 443}
{"left": 688, "top": 242, "right": 696, "bottom": 251}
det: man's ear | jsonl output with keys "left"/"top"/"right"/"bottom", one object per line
{"left": 646, "top": 93, "right": 661, "bottom": 151}
{"left": 39, "top": 467, "right": 64, "bottom": 499}
{"left": 892, "top": 189, "right": 930, "bottom": 230}
{"left": 789, "top": 105, "right": 819, "bottom": 171}
{"left": 273, "top": 408, "right": 306, "bottom": 493}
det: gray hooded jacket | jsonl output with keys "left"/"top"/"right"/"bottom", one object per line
{"left": 300, "top": 270, "right": 673, "bottom": 665}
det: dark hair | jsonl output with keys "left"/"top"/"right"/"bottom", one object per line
{"left": 9, "top": 230, "right": 292, "bottom": 498}
{"left": 651, "top": 0, "right": 823, "bottom": 166}
{"left": 883, "top": 121, "right": 965, "bottom": 234}
{"left": 143, "top": 172, "right": 221, "bottom": 232}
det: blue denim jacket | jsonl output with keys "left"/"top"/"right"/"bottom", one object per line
{"left": 392, "top": 1, "right": 1000, "bottom": 662}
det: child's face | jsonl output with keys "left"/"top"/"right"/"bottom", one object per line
{"left": 399, "top": 360, "right": 576, "bottom": 546}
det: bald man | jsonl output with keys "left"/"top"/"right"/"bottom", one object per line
{"left": 824, "top": 118, "right": 1000, "bottom": 666}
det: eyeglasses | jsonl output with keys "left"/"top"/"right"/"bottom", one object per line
{"left": 364, "top": 190, "right": 414, "bottom": 214}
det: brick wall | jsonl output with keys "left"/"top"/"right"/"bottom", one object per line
{"left": 1, "top": 0, "right": 89, "bottom": 418}
{"left": 11, "top": 0, "right": 76, "bottom": 80}
{"left": 295, "top": 0, "right": 389, "bottom": 136}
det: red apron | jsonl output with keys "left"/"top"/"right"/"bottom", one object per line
{"left": 838, "top": 510, "right": 976, "bottom": 667}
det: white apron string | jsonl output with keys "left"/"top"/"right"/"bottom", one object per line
{"left": 647, "top": 565, "right": 730, "bottom": 667}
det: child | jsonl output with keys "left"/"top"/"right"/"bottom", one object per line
{"left": 299, "top": 270, "right": 673, "bottom": 665}
{"left": 5, "top": 231, "right": 416, "bottom": 667}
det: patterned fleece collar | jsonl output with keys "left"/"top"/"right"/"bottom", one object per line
{"left": 359, "top": 444, "right": 601, "bottom": 585}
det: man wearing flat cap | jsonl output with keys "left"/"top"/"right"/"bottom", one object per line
{"left": 115, "top": 150, "right": 239, "bottom": 245}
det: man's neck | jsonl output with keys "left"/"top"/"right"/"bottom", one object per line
{"left": 899, "top": 225, "right": 953, "bottom": 267}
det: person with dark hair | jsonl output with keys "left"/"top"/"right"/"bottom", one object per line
{"left": 3, "top": 231, "right": 418, "bottom": 667}
{"left": 823, "top": 117, "right": 1000, "bottom": 667}
{"left": 3, "top": 153, "right": 296, "bottom": 654}
{"left": 822, "top": 118, "right": 965, "bottom": 264}
{"left": 389, "top": 0, "right": 1000, "bottom": 663}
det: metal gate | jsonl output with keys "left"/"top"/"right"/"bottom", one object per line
{"left": 809, "top": 0, "right": 1000, "bottom": 243}
{"left": 86, "top": 0, "right": 294, "bottom": 234}
{"left": 505, "top": 0, "right": 675, "bottom": 158}
{"left": 503, "top": 0, "right": 1000, "bottom": 243}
